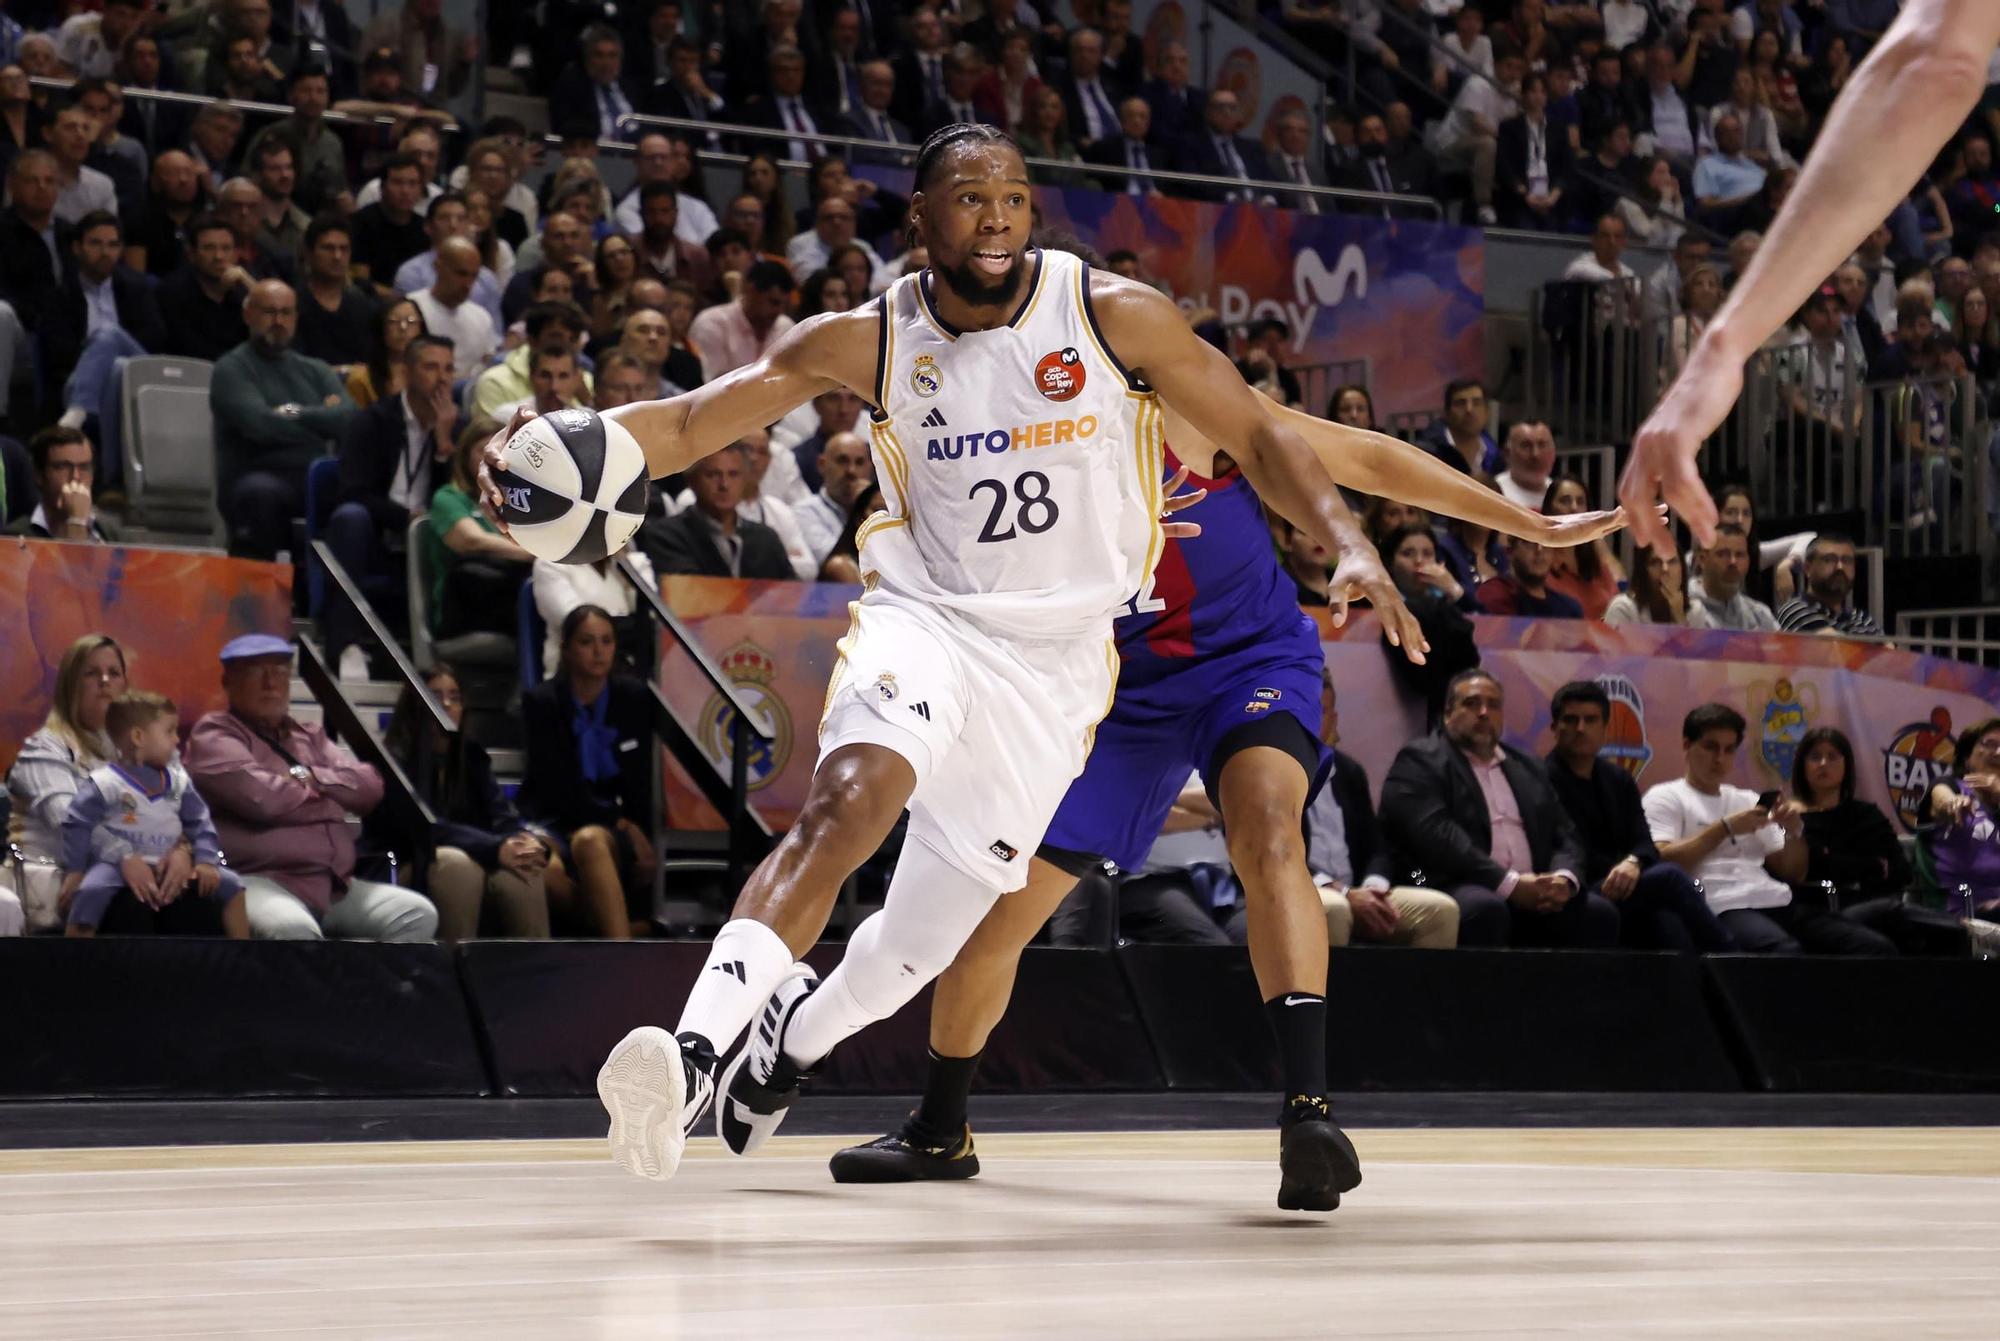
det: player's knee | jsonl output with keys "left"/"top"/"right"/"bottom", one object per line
{"left": 1224, "top": 806, "right": 1305, "bottom": 884}
{"left": 571, "top": 826, "right": 613, "bottom": 858}
{"left": 792, "top": 765, "right": 889, "bottom": 849}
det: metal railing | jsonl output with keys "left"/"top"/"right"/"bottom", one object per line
{"left": 630, "top": 110, "right": 1445, "bottom": 219}
{"left": 1529, "top": 275, "right": 1653, "bottom": 448}
{"left": 301, "top": 542, "right": 446, "bottom": 885}
{"left": 614, "top": 558, "right": 774, "bottom": 893}
{"left": 1895, "top": 607, "right": 2000, "bottom": 669}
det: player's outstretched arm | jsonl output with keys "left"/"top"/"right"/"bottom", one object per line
{"left": 476, "top": 308, "right": 878, "bottom": 517}
{"left": 1169, "top": 398, "right": 1630, "bottom": 548}
{"left": 1093, "top": 273, "right": 1427, "bottom": 663}
{"left": 1621, "top": 0, "right": 2000, "bottom": 550}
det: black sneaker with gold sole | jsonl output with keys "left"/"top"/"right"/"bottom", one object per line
{"left": 829, "top": 1121, "right": 981, "bottom": 1183}
{"left": 1276, "top": 1095, "right": 1362, "bottom": 1212}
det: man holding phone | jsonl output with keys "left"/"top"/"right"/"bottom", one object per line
{"left": 1641, "top": 703, "right": 1891, "bottom": 954}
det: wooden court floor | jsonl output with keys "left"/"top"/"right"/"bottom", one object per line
{"left": 2, "top": 1127, "right": 1996, "bottom": 1340}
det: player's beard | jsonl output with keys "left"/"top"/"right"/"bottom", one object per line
{"left": 934, "top": 246, "right": 1024, "bottom": 308}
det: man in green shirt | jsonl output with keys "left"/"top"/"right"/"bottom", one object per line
{"left": 211, "top": 279, "right": 356, "bottom": 558}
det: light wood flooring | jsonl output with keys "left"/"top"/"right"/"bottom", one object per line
{"left": 3, "top": 1127, "right": 1996, "bottom": 1339}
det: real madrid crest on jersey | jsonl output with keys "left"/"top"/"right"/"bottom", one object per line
{"left": 910, "top": 354, "right": 942, "bottom": 398}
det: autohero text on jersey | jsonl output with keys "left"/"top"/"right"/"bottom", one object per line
{"left": 925, "top": 414, "right": 1100, "bottom": 462}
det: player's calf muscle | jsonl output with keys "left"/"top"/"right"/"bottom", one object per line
{"left": 732, "top": 748, "right": 915, "bottom": 952}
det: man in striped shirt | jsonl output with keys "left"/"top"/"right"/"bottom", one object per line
{"left": 1775, "top": 532, "right": 1884, "bottom": 637}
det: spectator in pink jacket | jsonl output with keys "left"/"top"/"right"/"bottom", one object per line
{"left": 183, "top": 634, "right": 437, "bottom": 940}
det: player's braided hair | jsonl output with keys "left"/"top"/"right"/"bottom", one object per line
{"left": 912, "top": 121, "right": 1020, "bottom": 194}
{"left": 908, "top": 123, "right": 1024, "bottom": 251}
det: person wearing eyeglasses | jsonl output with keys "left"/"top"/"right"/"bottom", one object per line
{"left": 5, "top": 425, "right": 120, "bottom": 542}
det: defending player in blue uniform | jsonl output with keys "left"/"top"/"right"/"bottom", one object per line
{"left": 830, "top": 387, "right": 1632, "bottom": 1209}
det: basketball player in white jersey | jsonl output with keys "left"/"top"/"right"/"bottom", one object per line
{"left": 1622, "top": 0, "right": 2000, "bottom": 549}
{"left": 479, "top": 125, "right": 1424, "bottom": 1206}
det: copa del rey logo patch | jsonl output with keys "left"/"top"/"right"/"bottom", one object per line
{"left": 1035, "top": 347, "right": 1085, "bottom": 402}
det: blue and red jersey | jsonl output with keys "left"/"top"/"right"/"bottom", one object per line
{"left": 1113, "top": 448, "right": 1320, "bottom": 694}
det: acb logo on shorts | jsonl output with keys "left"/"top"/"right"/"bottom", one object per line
{"left": 1035, "top": 347, "right": 1086, "bottom": 402}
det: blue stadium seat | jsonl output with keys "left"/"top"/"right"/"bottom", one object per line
{"left": 303, "top": 456, "right": 340, "bottom": 617}
{"left": 518, "top": 579, "right": 547, "bottom": 690}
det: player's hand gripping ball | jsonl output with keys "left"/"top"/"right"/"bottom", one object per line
{"left": 490, "top": 408, "right": 650, "bottom": 564}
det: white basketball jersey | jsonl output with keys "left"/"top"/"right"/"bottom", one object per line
{"left": 858, "top": 247, "right": 1164, "bottom": 640}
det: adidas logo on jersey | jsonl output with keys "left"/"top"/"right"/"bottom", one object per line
{"left": 920, "top": 407, "right": 948, "bottom": 428}
{"left": 908, "top": 701, "right": 932, "bottom": 721}
{"left": 711, "top": 960, "right": 747, "bottom": 980}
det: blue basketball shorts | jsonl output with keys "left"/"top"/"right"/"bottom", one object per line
{"left": 1039, "top": 641, "right": 1331, "bottom": 873}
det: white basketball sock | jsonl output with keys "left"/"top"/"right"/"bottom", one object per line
{"left": 675, "top": 918, "right": 796, "bottom": 1057}
{"left": 781, "top": 837, "right": 1002, "bottom": 1068}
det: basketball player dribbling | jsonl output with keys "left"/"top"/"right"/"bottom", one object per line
{"left": 1622, "top": 0, "right": 2000, "bottom": 549}
{"left": 481, "top": 124, "right": 1430, "bottom": 1209}
{"left": 823, "top": 384, "right": 1632, "bottom": 1202}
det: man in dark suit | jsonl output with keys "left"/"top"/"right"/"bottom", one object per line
{"left": 549, "top": 24, "right": 645, "bottom": 142}
{"left": 1175, "top": 88, "right": 1271, "bottom": 203}
{"left": 1496, "top": 74, "right": 1576, "bottom": 229}
{"left": 322, "top": 334, "right": 457, "bottom": 667}
{"left": 917, "top": 42, "right": 991, "bottom": 139}
{"left": 1052, "top": 27, "right": 1125, "bottom": 151}
{"left": 1336, "top": 111, "right": 1435, "bottom": 212}
{"left": 1544, "top": 680, "right": 1736, "bottom": 951}
{"left": 646, "top": 37, "right": 727, "bottom": 150}
{"left": 44, "top": 211, "right": 165, "bottom": 478}
{"left": 640, "top": 442, "right": 795, "bottom": 580}
{"left": 1309, "top": 671, "right": 1461, "bottom": 948}
{"left": 733, "top": 45, "right": 835, "bottom": 162}
{"left": 838, "top": 60, "right": 914, "bottom": 166}
{"left": 1266, "top": 107, "right": 1332, "bottom": 214}
{"left": 1, "top": 151, "right": 65, "bottom": 418}
{"left": 1379, "top": 669, "right": 1619, "bottom": 949}
{"left": 1140, "top": 39, "right": 1203, "bottom": 145}
{"left": 1081, "top": 97, "right": 1172, "bottom": 195}
{"left": 4, "top": 426, "right": 122, "bottom": 542}
{"left": 891, "top": 5, "right": 951, "bottom": 132}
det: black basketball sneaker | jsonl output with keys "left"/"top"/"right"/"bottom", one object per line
{"left": 829, "top": 1121, "right": 982, "bottom": 1183}
{"left": 1276, "top": 1095, "right": 1363, "bottom": 1212}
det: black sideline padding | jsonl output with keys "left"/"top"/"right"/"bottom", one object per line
{"left": 457, "top": 941, "right": 713, "bottom": 1096}
{"left": 1118, "top": 945, "right": 1743, "bottom": 1092}
{"left": 1705, "top": 956, "right": 2000, "bottom": 1093}
{"left": 0, "top": 940, "right": 485, "bottom": 1099}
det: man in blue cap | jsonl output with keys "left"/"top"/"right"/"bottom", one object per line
{"left": 184, "top": 633, "right": 438, "bottom": 940}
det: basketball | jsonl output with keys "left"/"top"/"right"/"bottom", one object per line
{"left": 490, "top": 407, "right": 650, "bottom": 565}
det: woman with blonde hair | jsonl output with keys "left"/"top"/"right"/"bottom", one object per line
{"left": 5, "top": 635, "right": 161, "bottom": 933}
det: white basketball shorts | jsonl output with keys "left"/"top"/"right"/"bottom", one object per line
{"left": 817, "top": 586, "right": 1117, "bottom": 893}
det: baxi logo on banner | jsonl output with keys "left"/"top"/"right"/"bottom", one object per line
{"left": 700, "top": 642, "right": 794, "bottom": 791}
{"left": 1882, "top": 707, "right": 1959, "bottom": 832}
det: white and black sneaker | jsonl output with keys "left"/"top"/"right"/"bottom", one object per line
{"left": 716, "top": 964, "right": 819, "bottom": 1156}
{"left": 597, "top": 1026, "right": 717, "bottom": 1181}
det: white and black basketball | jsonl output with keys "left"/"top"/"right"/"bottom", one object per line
{"left": 491, "top": 407, "right": 650, "bottom": 565}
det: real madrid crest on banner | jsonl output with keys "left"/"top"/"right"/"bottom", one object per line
{"left": 1881, "top": 706, "right": 1958, "bottom": 831}
{"left": 1594, "top": 674, "right": 1652, "bottom": 778}
{"left": 699, "top": 642, "right": 794, "bottom": 791}
{"left": 1750, "top": 676, "right": 1816, "bottom": 781}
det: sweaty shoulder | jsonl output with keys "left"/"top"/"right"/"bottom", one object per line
{"left": 773, "top": 305, "right": 887, "bottom": 406}
{"left": 1086, "top": 269, "right": 1184, "bottom": 359}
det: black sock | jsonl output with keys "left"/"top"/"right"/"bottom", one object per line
{"left": 1265, "top": 993, "right": 1327, "bottom": 1104}
{"left": 909, "top": 1048, "right": 982, "bottom": 1143}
